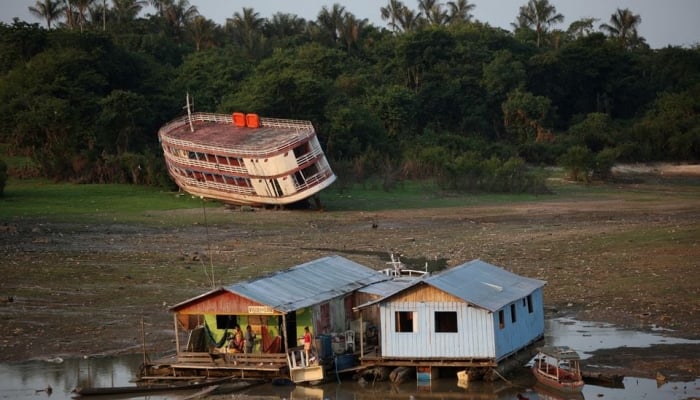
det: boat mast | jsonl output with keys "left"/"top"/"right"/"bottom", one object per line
{"left": 185, "top": 92, "right": 194, "bottom": 132}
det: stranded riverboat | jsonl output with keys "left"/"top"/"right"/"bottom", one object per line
{"left": 158, "top": 99, "right": 335, "bottom": 206}
{"left": 531, "top": 346, "right": 584, "bottom": 394}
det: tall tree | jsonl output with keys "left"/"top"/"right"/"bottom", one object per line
{"left": 112, "top": 0, "right": 147, "bottom": 26}
{"left": 380, "top": 0, "right": 405, "bottom": 33}
{"left": 447, "top": 0, "right": 475, "bottom": 25}
{"left": 73, "top": 0, "right": 94, "bottom": 31}
{"left": 339, "top": 13, "right": 368, "bottom": 51}
{"left": 28, "top": 0, "right": 65, "bottom": 29}
{"left": 419, "top": 0, "right": 448, "bottom": 26}
{"left": 316, "top": 3, "right": 346, "bottom": 44}
{"left": 263, "top": 12, "right": 307, "bottom": 39}
{"left": 226, "top": 7, "right": 265, "bottom": 58}
{"left": 187, "top": 15, "right": 217, "bottom": 51}
{"left": 599, "top": 8, "right": 642, "bottom": 48}
{"left": 513, "top": 0, "right": 564, "bottom": 48}
{"left": 567, "top": 17, "right": 597, "bottom": 40}
{"left": 163, "top": 0, "right": 198, "bottom": 39}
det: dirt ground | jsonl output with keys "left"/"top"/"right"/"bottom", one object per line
{"left": 1, "top": 165, "right": 699, "bottom": 381}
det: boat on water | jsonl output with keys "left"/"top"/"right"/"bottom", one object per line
{"left": 531, "top": 346, "right": 584, "bottom": 394}
{"left": 72, "top": 376, "right": 237, "bottom": 397}
{"left": 158, "top": 99, "right": 336, "bottom": 206}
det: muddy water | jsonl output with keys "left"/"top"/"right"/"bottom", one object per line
{"left": 1, "top": 318, "right": 698, "bottom": 400}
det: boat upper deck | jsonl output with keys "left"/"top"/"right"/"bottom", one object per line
{"left": 159, "top": 113, "right": 316, "bottom": 156}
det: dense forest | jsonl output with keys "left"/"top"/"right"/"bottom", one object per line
{"left": 1, "top": 0, "right": 699, "bottom": 194}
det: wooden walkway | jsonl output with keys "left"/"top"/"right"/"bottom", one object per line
{"left": 148, "top": 352, "right": 289, "bottom": 379}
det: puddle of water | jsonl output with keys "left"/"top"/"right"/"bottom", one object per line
{"left": 0, "top": 318, "right": 698, "bottom": 400}
{"left": 545, "top": 317, "right": 700, "bottom": 358}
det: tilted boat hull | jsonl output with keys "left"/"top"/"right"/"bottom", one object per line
{"left": 159, "top": 112, "right": 336, "bottom": 206}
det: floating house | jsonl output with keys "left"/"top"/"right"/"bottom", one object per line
{"left": 145, "top": 257, "right": 545, "bottom": 384}
{"left": 153, "top": 255, "right": 389, "bottom": 382}
{"left": 355, "top": 259, "right": 546, "bottom": 380}
{"left": 158, "top": 107, "right": 336, "bottom": 207}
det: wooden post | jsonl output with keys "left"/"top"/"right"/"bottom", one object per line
{"left": 359, "top": 313, "right": 364, "bottom": 359}
{"left": 281, "top": 314, "right": 288, "bottom": 354}
{"left": 173, "top": 314, "right": 180, "bottom": 354}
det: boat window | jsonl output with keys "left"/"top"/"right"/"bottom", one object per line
{"left": 301, "top": 164, "right": 319, "bottom": 179}
{"left": 293, "top": 142, "right": 311, "bottom": 158}
{"left": 527, "top": 295, "right": 534, "bottom": 313}
{"left": 498, "top": 310, "right": 505, "bottom": 329}
{"left": 511, "top": 304, "right": 517, "bottom": 323}
{"left": 395, "top": 311, "right": 415, "bottom": 333}
{"left": 434, "top": 311, "right": 458, "bottom": 333}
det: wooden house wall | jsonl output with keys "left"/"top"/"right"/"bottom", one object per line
{"left": 379, "top": 285, "right": 497, "bottom": 359}
{"left": 355, "top": 292, "right": 381, "bottom": 329}
{"left": 175, "top": 291, "right": 281, "bottom": 316}
{"left": 493, "top": 287, "right": 545, "bottom": 360}
{"left": 380, "top": 301, "right": 495, "bottom": 358}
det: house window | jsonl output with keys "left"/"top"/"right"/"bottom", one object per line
{"left": 216, "top": 315, "right": 238, "bottom": 330}
{"left": 511, "top": 304, "right": 517, "bottom": 323}
{"left": 527, "top": 295, "right": 534, "bottom": 314}
{"left": 395, "top": 311, "right": 415, "bottom": 333}
{"left": 434, "top": 311, "right": 458, "bottom": 333}
{"left": 498, "top": 310, "right": 505, "bottom": 329}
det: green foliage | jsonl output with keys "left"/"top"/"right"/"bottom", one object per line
{"left": 502, "top": 88, "right": 553, "bottom": 144}
{"left": 0, "top": 158, "right": 7, "bottom": 197}
{"left": 0, "top": 8, "right": 698, "bottom": 195}
{"left": 559, "top": 145, "right": 593, "bottom": 181}
{"left": 628, "top": 84, "right": 700, "bottom": 160}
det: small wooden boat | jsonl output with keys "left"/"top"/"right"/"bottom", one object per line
{"left": 531, "top": 346, "right": 584, "bottom": 394}
{"left": 72, "top": 376, "right": 233, "bottom": 397}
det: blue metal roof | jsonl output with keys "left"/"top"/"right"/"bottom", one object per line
{"left": 424, "top": 259, "right": 546, "bottom": 312}
{"left": 224, "top": 255, "right": 389, "bottom": 313}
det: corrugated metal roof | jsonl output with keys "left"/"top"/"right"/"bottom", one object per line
{"left": 357, "top": 278, "right": 417, "bottom": 297}
{"left": 425, "top": 259, "right": 546, "bottom": 312}
{"left": 222, "top": 255, "right": 389, "bottom": 312}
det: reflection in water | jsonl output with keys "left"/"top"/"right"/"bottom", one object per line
{"left": 0, "top": 318, "right": 698, "bottom": 400}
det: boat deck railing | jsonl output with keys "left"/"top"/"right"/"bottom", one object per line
{"left": 159, "top": 113, "right": 316, "bottom": 158}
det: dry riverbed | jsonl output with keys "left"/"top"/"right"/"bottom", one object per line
{"left": 1, "top": 167, "right": 699, "bottom": 380}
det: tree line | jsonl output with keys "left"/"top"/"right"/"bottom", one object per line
{"left": 1, "top": 0, "right": 698, "bottom": 195}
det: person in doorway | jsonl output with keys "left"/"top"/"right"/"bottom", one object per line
{"left": 302, "top": 326, "right": 313, "bottom": 362}
{"left": 244, "top": 325, "right": 256, "bottom": 353}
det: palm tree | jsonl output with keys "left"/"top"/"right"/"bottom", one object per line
{"left": 63, "top": 0, "right": 76, "bottom": 29}
{"left": 397, "top": 7, "right": 422, "bottom": 32}
{"left": 112, "top": 0, "right": 147, "bottom": 26}
{"left": 263, "top": 12, "right": 307, "bottom": 39}
{"left": 380, "top": 0, "right": 406, "bottom": 33}
{"left": 447, "top": 0, "right": 475, "bottom": 25}
{"left": 28, "top": 0, "right": 65, "bottom": 29}
{"left": 339, "top": 13, "right": 368, "bottom": 51}
{"left": 73, "top": 0, "right": 94, "bottom": 32}
{"left": 316, "top": 3, "right": 346, "bottom": 43}
{"left": 226, "top": 7, "right": 265, "bottom": 56}
{"left": 418, "top": 0, "right": 447, "bottom": 26}
{"left": 187, "top": 15, "right": 217, "bottom": 51}
{"left": 567, "top": 17, "right": 597, "bottom": 40}
{"left": 149, "top": 0, "right": 171, "bottom": 17}
{"left": 163, "top": 0, "right": 198, "bottom": 39}
{"left": 514, "top": 0, "right": 564, "bottom": 47}
{"left": 599, "top": 8, "right": 642, "bottom": 48}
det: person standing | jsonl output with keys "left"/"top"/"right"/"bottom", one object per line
{"left": 244, "top": 325, "right": 256, "bottom": 353}
{"left": 302, "top": 326, "right": 313, "bottom": 363}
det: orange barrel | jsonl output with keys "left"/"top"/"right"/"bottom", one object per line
{"left": 232, "top": 112, "right": 246, "bottom": 127}
{"left": 246, "top": 113, "right": 260, "bottom": 128}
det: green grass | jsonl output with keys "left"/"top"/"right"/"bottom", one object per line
{"left": 3, "top": 173, "right": 694, "bottom": 224}
{"left": 0, "top": 178, "right": 203, "bottom": 223}
{"left": 323, "top": 180, "right": 550, "bottom": 211}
